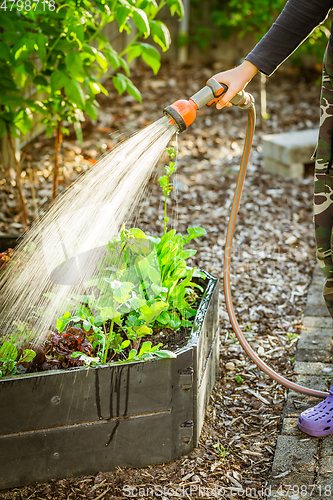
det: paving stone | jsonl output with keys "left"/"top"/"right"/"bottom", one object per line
{"left": 283, "top": 393, "right": 326, "bottom": 419}
{"left": 317, "top": 455, "right": 333, "bottom": 490}
{"left": 270, "top": 435, "right": 317, "bottom": 490}
{"left": 304, "top": 305, "right": 331, "bottom": 317}
{"left": 306, "top": 289, "right": 327, "bottom": 306}
{"left": 281, "top": 417, "right": 315, "bottom": 438}
{"left": 295, "top": 375, "right": 329, "bottom": 392}
{"left": 303, "top": 316, "right": 332, "bottom": 329}
{"left": 270, "top": 264, "right": 333, "bottom": 498}
{"left": 295, "top": 349, "right": 332, "bottom": 363}
{"left": 297, "top": 328, "right": 332, "bottom": 351}
{"left": 319, "top": 434, "right": 333, "bottom": 457}
{"left": 270, "top": 493, "right": 326, "bottom": 500}
{"left": 294, "top": 362, "right": 333, "bottom": 376}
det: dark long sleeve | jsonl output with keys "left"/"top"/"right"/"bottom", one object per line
{"left": 245, "top": 0, "right": 333, "bottom": 76}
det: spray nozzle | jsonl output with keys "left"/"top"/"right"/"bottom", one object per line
{"left": 163, "top": 77, "right": 254, "bottom": 133}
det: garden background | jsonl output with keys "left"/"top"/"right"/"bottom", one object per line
{"left": 0, "top": 0, "right": 331, "bottom": 498}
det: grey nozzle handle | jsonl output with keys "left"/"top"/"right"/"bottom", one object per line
{"left": 189, "top": 77, "right": 254, "bottom": 110}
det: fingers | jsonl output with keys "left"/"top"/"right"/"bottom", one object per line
{"left": 216, "top": 88, "right": 236, "bottom": 109}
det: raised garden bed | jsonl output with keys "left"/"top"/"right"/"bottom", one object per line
{"left": 0, "top": 270, "right": 219, "bottom": 490}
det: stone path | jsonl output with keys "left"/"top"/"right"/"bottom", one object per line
{"left": 269, "top": 265, "right": 333, "bottom": 499}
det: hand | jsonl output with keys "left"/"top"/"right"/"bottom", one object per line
{"left": 212, "top": 60, "right": 259, "bottom": 109}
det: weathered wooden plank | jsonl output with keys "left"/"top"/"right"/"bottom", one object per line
{"left": 0, "top": 358, "right": 173, "bottom": 434}
{"left": 0, "top": 411, "right": 172, "bottom": 489}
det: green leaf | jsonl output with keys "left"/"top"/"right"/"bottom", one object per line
{"left": 149, "top": 20, "right": 171, "bottom": 51}
{"left": 127, "top": 43, "right": 142, "bottom": 63}
{"left": 89, "top": 81, "right": 108, "bottom": 96}
{"left": 104, "top": 46, "right": 120, "bottom": 70}
{"left": 14, "top": 108, "right": 33, "bottom": 135}
{"left": 141, "top": 43, "right": 161, "bottom": 74}
{"left": 132, "top": 8, "right": 150, "bottom": 36}
{"left": 33, "top": 75, "right": 48, "bottom": 87}
{"left": 65, "top": 51, "right": 83, "bottom": 77}
{"left": 116, "top": 4, "right": 132, "bottom": 31}
{"left": 134, "top": 324, "right": 151, "bottom": 337}
{"left": 183, "top": 227, "right": 207, "bottom": 244}
{"left": 0, "top": 342, "right": 17, "bottom": 362}
{"left": 50, "top": 70, "right": 69, "bottom": 93}
{"left": 94, "top": 49, "right": 108, "bottom": 72}
{"left": 65, "top": 80, "right": 86, "bottom": 108}
{"left": 36, "top": 34, "right": 47, "bottom": 63}
{"left": 167, "top": 0, "right": 184, "bottom": 18}
{"left": 113, "top": 74, "right": 127, "bottom": 95}
{"left": 85, "top": 101, "right": 99, "bottom": 121}
{"left": 0, "top": 41, "right": 11, "bottom": 62}
{"left": 138, "top": 341, "right": 152, "bottom": 355}
{"left": 156, "top": 310, "right": 170, "bottom": 325}
{"left": 128, "top": 349, "right": 137, "bottom": 360}
{"left": 125, "top": 78, "right": 142, "bottom": 102}
{"left": 0, "top": 95, "right": 24, "bottom": 107}
{"left": 106, "top": 280, "right": 132, "bottom": 303}
{"left": 17, "top": 349, "right": 36, "bottom": 364}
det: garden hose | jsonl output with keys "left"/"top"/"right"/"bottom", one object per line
{"left": 164, "top": 79, "right": 328, "bottom": 399}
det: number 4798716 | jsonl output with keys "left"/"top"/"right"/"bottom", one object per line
{"left": 0, "top": 0, "right": 56, "bottom": 11}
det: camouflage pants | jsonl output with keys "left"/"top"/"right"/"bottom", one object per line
{"left": 314, "top": 44, "right": 333, "bottom": 318}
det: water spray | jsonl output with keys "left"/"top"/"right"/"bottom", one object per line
{"left": 164, "top": 78, "right": 328, "bottom": 399}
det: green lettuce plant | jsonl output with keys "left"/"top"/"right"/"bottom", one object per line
{"left": 55, "top": 147, "right": 207, "bottom": 366}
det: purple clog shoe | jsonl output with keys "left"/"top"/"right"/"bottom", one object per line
{"left": 298, "top": 388, "right": 333, "bottom": 437}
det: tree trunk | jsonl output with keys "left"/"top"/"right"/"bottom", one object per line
{"left": 6, "top": 125, "right": 28, "bottom": 230}
{"left": 52, "top": 119, "right": 62, "bottom": 200}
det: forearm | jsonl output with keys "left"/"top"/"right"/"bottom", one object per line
{"left": 246, "top": 0, "right": 333, "bottom": 76}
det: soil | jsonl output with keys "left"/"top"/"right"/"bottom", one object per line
{"left": 0, "top": 58, "right": 323, "bottom": 499}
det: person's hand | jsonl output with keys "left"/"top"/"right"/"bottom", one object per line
{"left": 212, "top": 60, "right": 259, "bottom": 109}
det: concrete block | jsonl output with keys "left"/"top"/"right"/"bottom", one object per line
{"left": 297, "top": 328, "right": 332, "bottom": 351}
{"left": 294, "top": 362, "right": 333, "bottom": 376}
{"left": 295, "top": 349, "right": 332, "bottom": 363}
{"left": 270, "top": 435, "right": 317, "bottom": 488}
{"left": 294, "top": 375, "right": 329, "bottom": 392}
{"left": 319, "top": 433, "right": 333, "bottom": 457}
{"left": 262, "top": 129, "right": 318, "bottom": 179}
{"left": 303, "top": 316, "right": 332, "bottom": 329}
{"left": 304, "top": 305, "right": 331, "bottom": 317}
{"left": 317, "top": 456, "right": 333, "bottom": 490}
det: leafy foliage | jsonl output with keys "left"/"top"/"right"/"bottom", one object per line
{"left": 0, "top": 0, "right": 183, "bottom": 141}
{"left": 187, "top": 0, "right": 330, "bottom": 63}
{"left": 0, "top": 341, "right": 36, "bottom": 377}
{"left": 49, "top": 148, "right": 206, "bottom": 367}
